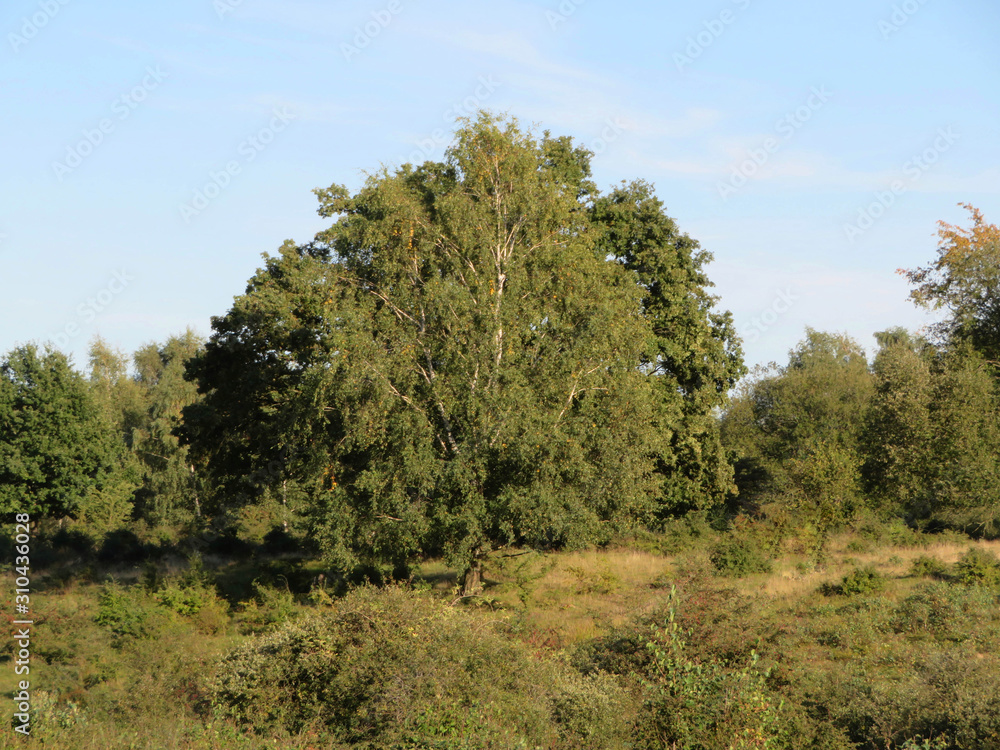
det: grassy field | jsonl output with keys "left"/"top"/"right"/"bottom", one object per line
{"left": 4, "top": 522, "right": 1000, "bottom": 748}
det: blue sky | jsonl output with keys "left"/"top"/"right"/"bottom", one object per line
{"left": 2, "top": 0, "right": 998, "bottom": 373}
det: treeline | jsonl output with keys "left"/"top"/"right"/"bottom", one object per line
{"left": 722, "top": 204, "right": 1000, "bottom": 548}
{"left": 0, "top": 332, "right": 205, "bottom": 536}
{"left": 2, "top": 115, "right": 998, "bottom": 585}
{"left": 4, "top": 114, "right": 752, "bottom": 589}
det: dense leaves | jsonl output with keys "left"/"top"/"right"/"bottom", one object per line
{"left": 901, "top": 204, "right": 1000, "bottom": 364}
{"left": 722, "top": 329, "right": 872, "bottom": 535}
{"left": 183, "top": 113, "right": 743, "bottom": 587}
{"left": 0, "top": 345, "right": 124, "bottom": 517}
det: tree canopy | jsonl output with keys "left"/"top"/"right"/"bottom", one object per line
{"left": 721, "top": 329, "right": 872, "bottom": 537}
{"left": 0, "top": 344, "right": 124, "bottom": 518}
{"left": 900, "top": 203, "right": 1000, "bottom": 364}
{"left": 182, "top": 113, "right": 744, "bottom": 590}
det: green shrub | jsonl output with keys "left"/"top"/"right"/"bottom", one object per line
{"left": 96, "top": 528, "right": 150, "bottom": 563}
{"left": 235, "top": 580, "right": 300, "bottom": 634}
{"left": 94, "top": 582, "right": 149, "bottom": 640}
{"left": 654, "top": 510, "right": 721, "bottom": 554}
{"left": 891, "top": 581, "right": 997, "bottom": 642}
{"left": 636, "top": 621, "right": 782, "bottom": 748}
{"left": 709, "top": 537, "right": 773, "bottom": 577}
{"left": 845, "top": 539, "right": 871, "bottom": 554}
{"left": 910, "top": 555, "right": 949, "bottom": 579}
{"left": 565, "top": 564, "right": 619, "bottom": 595}
{"left": 954, "top": 547, "right": 1000, "bottom": 587}
{"left": 856, "top": 517, "right": 928, "bottom": 548}
{"left": 837, "top": 567, "right": 886, "bottom": 596}
{"left": 211, "top": 586, "right": 630, "bottom": 748}
{"left": 155, "top": 579, "right": 218, "bottom": 616}
{"left": 30, "top": 691, "right": 87, "bottom": 731}
{"left": 626, "top": 587, "right": 854, "bottom": 749}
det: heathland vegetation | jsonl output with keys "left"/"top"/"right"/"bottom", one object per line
{"left": 3, "top": 114, "right": 1000, "bottom": 749}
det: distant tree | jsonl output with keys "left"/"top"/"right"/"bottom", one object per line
{"left": 896, "top": 204, "right": 1000, "bottom": 533}
{"left": 129, "top": 331, "right": 206, "bottom": 525}
{"left": 861, "top": 328, "right": 935, "bottom": 517}
{"left": 722, "top": 329, "right": 872, "bottom": 541}
{"left": 0, "top": 345, "right": 123, "bottom": 518}
{"left": 924, "top": 347, "right": 1000, "bottom": 533}
{"left": 900, "top": 204, "right": 1000, "bottom": 364}
{"left": 184, "top": 113, "right": 744, "bottom": 591}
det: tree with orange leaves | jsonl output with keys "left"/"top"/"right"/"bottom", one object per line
{"left": 899, "top": 203, "right": 1000, "bottom": 363}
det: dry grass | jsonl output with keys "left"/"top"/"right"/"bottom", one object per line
{"left": 748, "top": 534, "right": 1000, "bottom": 598}
{"left": 414, "top": 548, "right": 675, "bottom": 645}
{"left": 413, "top": 531, "right": 1000, "bottom": 645}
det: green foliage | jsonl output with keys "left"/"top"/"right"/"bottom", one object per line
{"left": 565, "top": 563, "right": 619, "bottom": 594}
{"left": 0, "top": 344, "right": 127, "bottom": 518}
{"left": 954, "top": 547, "right": 1000, "bottom": 587}
{"left": 210, "top": 586, "right": 629, "bottom": 748}
{"left": 861, "top": 330, "right": 935, "bottom": 516}
{"left": 901, "top": 204, "right": 1000, "bottom": 362}
{"left": 709, "top": 537, "right": 773, "bottom": 577}
{"left": 94, "top": 581, "right": 149, "bottom": 640}
{"left": 721, "top": 330, "right": 871, "bottom": 532}
{"left": 30, "top": 691, "right": 88, "bottom": 732}
{"left": 837, "top": 566, "right": 886, "bottom": 597}
{"left": 651, "top": 509, "right": 721, "bottom": 555}
{"left": 235, "top": 580, "right": 301, "bottom": 634}
{"left": 854, "top": 516, "right": 928, "bottom": 548}
{"left": 635, "top": 588, "right": 786, "bottom": 749}
{"left": 128, "top": 331, "right": 207, "bottom": 525}
{"left": 184, "top": 113, "right": 743, "bottom": 589}
{"left": 891, "top": 581, "right": 995, "bottom": 642}
{"left": 154, "top": 557, "right": 223, "bottom": 617}
{"left": 924, "top": 351, "right": 1000, "bottom": 529}
{"left": 77, "top": 478, "right": 139, "bottom": 535}
{"left": 490, "top": 550, "right": 556, "bottom": 608}
{"left": 591, "top": 180, "right": 746, "bottom": 510}
{"left": 88, "top": 332, "right": 207, "bottom": 529}
{"left": 909, "top": 555, "right": 949, "bottom": 579}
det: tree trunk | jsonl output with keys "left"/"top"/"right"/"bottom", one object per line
{"left": 191, "top": 465, "right": 201, "bottom": 518}
{"left": 282, "top": 479, "right": 289, "bottom": 532}
{"left": 460, "top": 558, "right": 484, "bottom": 597}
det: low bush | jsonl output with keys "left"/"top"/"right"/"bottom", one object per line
{"left": 94, "top": 581, "right": 150, "bottom": 641}
{"left": 855, "top": 516, "right": 929, "bottom": 548}
{"left": 234, "top": 580, "right": 300, "bottom": 634}
{"left": 210, "top": 586, "right": 631, "bottom": 748}
{"left": 891, "top": 581, "right": 997, "bottom": 643}
{"left": 96, "top": 528, "right": 150, "bottom": 563}
{"left": 910, "top": 555, "right": 949, "bottom": 579}
{"left": 709, "top": 537, "right": 773, "bottom": 577}
{"left": 954, "top": 547, "right": 1000, "bottom": 587}
{"left": 839, "top": 566, "right": 887, "bottom": 596}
